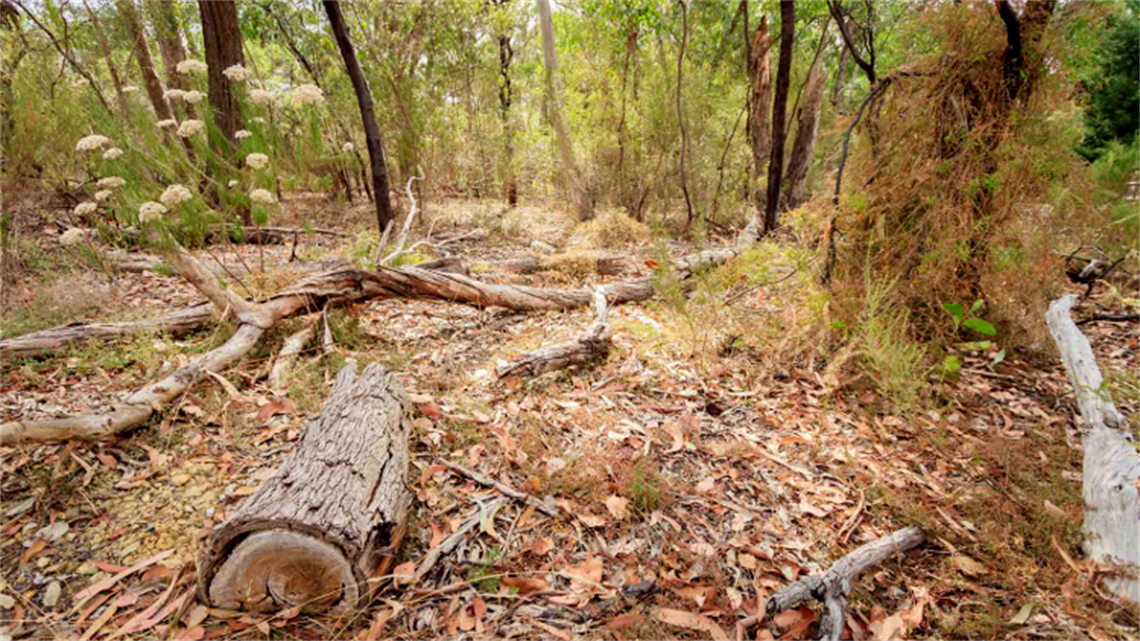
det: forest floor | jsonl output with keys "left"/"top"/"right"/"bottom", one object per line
{"left": 1, "top": 190, "right": 1138, "bottom": 641}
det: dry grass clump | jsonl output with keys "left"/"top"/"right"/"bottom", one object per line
{"left": 829, "top": 2, "right": 1094, "bottom": 348}
{"left": 569, "top": 208, "right": 649, "bottom": 249}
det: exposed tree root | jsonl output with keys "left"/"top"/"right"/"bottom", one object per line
{"left": 739, "top": 527, "right": 924, "bottom": 641}
{"left": 498, "top": 287, "right": 611, "bottom": 378}
{"left": 0, "top": 246, "right": 740, "bottom": 445}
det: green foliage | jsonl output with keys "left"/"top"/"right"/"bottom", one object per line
{"left": 1077, "top": 2, "right": 1140, "bottom": 160}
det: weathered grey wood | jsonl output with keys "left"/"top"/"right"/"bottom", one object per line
{"left": 753, "top": 527, "right": 924, "bottom": 641}
{"left": 269, "top": 318, "right": 316, "bottom": 388}
{"left": 199, "top": 363, "right": 412, "bottom": 614}
{"left": 498, "top": 287, "right": 611, "bottom": 378}
{"left": 1046, "top": 295, "right": 1139, "bottom": 604}
{"left": 440, "top": 460, "right": 559, "bottom": 517}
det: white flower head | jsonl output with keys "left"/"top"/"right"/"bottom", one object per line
{"left": 245, "top": 153, "right": 269, "bottom": 170}
{"left": 177, "top": 119, "right": 205, "bottom": 138}
{"left": 160, "top": 184, "right": 193, "bottom": 207}
{"left": 249, "top": 189, "right": 276, "bottom": 206}
{"left": 291, "top": 84, "right": 324, "bottom": 106}
{"left": 94, "top": 190, "right": 113, "bottom": 202}
{"left": 342, "top": 142, "right": 354, "bottom": 154}
{"left": 122, "top": 85, "right": 139, "bottom": 94}
{"left": 222, "top": 65, "right": 249, "bottom": 82}
{"left": 249, "top": 89, "right": 274, "bottom": 105}
{"left": 252, "top": 117, "right": 266, "bottom": 124}
{"left": 182, "top": 90, "right": 204, "bottom": 105}
{"left": 97, "top": 176, "right": 126, "bottom": 189}
{"left": 76, "top": 135, "right": 111, "bottom": 151}
{"left": 163, "top": 89, "right": 186, "bottom": 102}
{"left": 227, "top": 180, "right": 240, "bottom": 188}
{"left": 102, "top": 147, "right": 124, "bottom": 160}
{"left": 157, "top": 119, "right": 178, "bottom": 129}
{"left": 139, "top": 202, "right": 168, "bottom": 222}
{"left": 74, "top": 202, "right": 98, "bottom": 216}
{"left": 176, "top": 60, "right": 208, "bottom": 74}
{"left": 60, "top": 228, "right": 86, "bottom": 246}
{"left": 235, "top": 130, "right": 252, "bottom": 139}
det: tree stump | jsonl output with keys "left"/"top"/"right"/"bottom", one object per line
{"left": 197, "top": 363, "right": 412, "bottom": 614}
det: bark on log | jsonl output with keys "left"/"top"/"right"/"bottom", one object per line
{"left": 748, "top": 527, "right": 924, "bottom": 641}
{"left": 498, "top": 287, "right": 611, "bottom": 378}
{"left": 1046, "top": 295, "right": 1139, "bottom": 604}
{"left": 198, "top": 363, "right": 412, "bottom": 614}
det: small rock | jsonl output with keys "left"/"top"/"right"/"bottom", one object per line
{"left": 171, "top": 474, "right": 191, "bottom": 486}
{"left": 43, "top": 582, "right": 61, "bottom": 608}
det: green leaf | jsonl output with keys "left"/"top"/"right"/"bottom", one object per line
{"left": 991, "top": 348, "right": 1006, "bottom": 367}
{"left": 963, "top": 318, "right": 997, "bottom": 336}
{"left": 943, "top": 303, "right": 965, "bottom": 327}
{"left": 941, "top": 355, "right": 961, "bottom": 377}
{"left": 970, "top": 299, "right": 985, "bottom": 314}
{"left": 1008, "top": 603, "right": 1033, "bottom": 625}
{"left": 954, "top": 341, "right": 992, "bottom": 352}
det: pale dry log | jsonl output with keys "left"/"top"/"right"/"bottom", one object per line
{"left": 741, "top": 527, "right": 924, "bottom": 641}
{"left": 269, "top": 318, "right": 317, "bottom": 388}
{"left": 490, "top": 254, "right": 627, "bottom": 276}
{"left": 0, "top": 303, "right": 215, "bottom": 361}
{"left": 1046, "top": 295, "right": 1139, "bottom": 604}
{"left": 498, "top": 287, "right": 611, "bottom": 378}
{"left": 198, "top": 363, "right": 412, "bottom": 614}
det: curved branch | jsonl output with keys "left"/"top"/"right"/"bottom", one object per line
{"left": 827, "top": 0, "right": 874, "bottom": 85}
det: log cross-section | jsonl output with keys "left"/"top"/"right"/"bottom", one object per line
{"left": 198, "top": 363, "right": 413, "bottom": 614}
{"left": 1046, "top": 295, "right": 1139, "bottom": 604}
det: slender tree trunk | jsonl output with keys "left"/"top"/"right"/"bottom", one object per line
{"left": 764, "top": 1, "right": 794, "bottom": 233}
{"left": 498, "top": 24, "right": 517, "bottom": 207}
{"left": 676, "top": 0, "right": 694, "bottom": 224}
{"left": 81, "top": 0, "right": 128, "bottom": 119}
{"left": 782, "top": 24, "right": 828, "bottom": 211}
{"left": 748, "top": 15, "right": 773, "bottom": 218}
{"left": 536, "top": 0, "right": 592, "bottom": 221}
{"left": 323, "top": 0, "right": 395, "bottom": 235}
{"left": 149, "top": 0, "right": 195, "bottom": 121}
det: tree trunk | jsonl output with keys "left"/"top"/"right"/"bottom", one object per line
{"left": 498, "top": 20, "right": 518, "bottom": 207}
{"left": 149, "top": 0, "right": 195, "bottom": 121}
{"left": 536, "top": 0, "right": 592, "bottom": 221}
{"left": 676, "top": 0, "right": 694, "bottom": 225}
{"left": 1045, "top": 296, "right": 1139, "bottom": 604}
{"left": 81, "top": 0, "right": 129, "bottom": 119}
{"left": 199, "top": 363, "right": 411, "bottom": 614}
{"left": 764, "top": 1, "right": 794, "bottom": 233}
{"left": 781, "top": 29, "right": 828, "bottom": 211}
{"left": 747, "top": 15, "right": 773, "bottom": 217}
{"left": 198, "top": 1, "right": 244, "bottom": 143}
{"left": 117, "top": 0, "right": 174, "bottom": 125}
{"left": 324, "top": 0, "right": 395, "bottom": 235}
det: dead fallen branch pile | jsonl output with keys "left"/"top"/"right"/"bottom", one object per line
{"left": 497, "top": 287, "right": 612, "bottom": 378}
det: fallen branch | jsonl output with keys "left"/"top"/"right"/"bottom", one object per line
{"left": 1076, "top": 312, "right": 1139, "bottom": 326}
{"left": 488, "top": 254, "right": 627, "bottom": 276}
{"left": 269, "top": 316, "right": 317, "bottom": 388}
{"left": 497, "top": 287, "right": 611, "bottom": 378}
{"left": 412, "top": 497, "right": 510, "bottom": 585}
{"left": 379, "top": 166, "right": 426, "bottom": 267}
{"left": 739, "top": 527, "right": 924, "bottom": 641}
{"left": 1046, "top": 296, "right": 1139, "bottom": 604}
{"left": 440, "top": 460, "right": 559, "bottom": 517}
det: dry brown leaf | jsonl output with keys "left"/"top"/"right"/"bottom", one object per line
{"left": 677, "top": 584, "right": 712, "bottom": 607}
{"left": 429, "top": 521, "right": 444, "bottom": 550}
{"left": 392, "top": 561, "right": 415, "bottom": 585}
{"left": 185, "top": 604, "right": 208, "bottom": 628}
{"left": 662, "top": 422, "right": 685, "bottom": 453}
{"left": 255, "top": 399, "right": 296, "bottom": 424}
{"left": 953, "top": 554, "right": 988, "bottom": 577}
{"left": 607, "top": 612, "right": 645, "bottom": 630}
{"left": 605, "top": 495, "right": 629, "bottom": 520}
{"left": 69, "top": 549, "right": 174, "bottom": 614}
{"left": 651, "top": 607, "right": 728, "bottom": 641}
{"left": 533, "top": 536, "right": 555, "bottom": 556}
{"left": 870, "top": 613, "right": 906, "bottom": 641}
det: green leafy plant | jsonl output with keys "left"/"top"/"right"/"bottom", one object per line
{"left": 944, "top": 299, "right": 997, "bottom": 337}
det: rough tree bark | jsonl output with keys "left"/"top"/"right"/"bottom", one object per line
{"left": 324, "top": 0, "right": 395, "bottom": 235}
{"left": 537, "top": 0, "right": 592, "bottom": 221}
{"left": 1045, "top": 296, "right": 1139, "bottom": 604}
{"left": 149, "top": 0, "right": 195, "bottom": 122}
{"left": 764, "top": 0, "right": 794, "bottom": 233}
{"left": 747, "top": 15, "right": 773, "bottom": 218}
{"left": 676, "top": 0, "right": 694, "bottom": 225}
{"left": 119, "top": 0, "right": 174, "bottom": 124}
{"left": 199, "top": 363, "right": 412, "bottom": 614}
{"left": 199, "top": 0, "right": 247, "bottom": 221}
{"left": 781, "top": 24, "right": 829, "bottom": 211}
{"left": 497, "top": 0, "right": 518, "bottom": 207}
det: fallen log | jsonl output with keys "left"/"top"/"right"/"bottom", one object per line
{"left": 497, "top": 287, "right": 611, "bottom": 378}
{"left": 489, "top": 254, "right": 627, "bottom": 276}
{"left": 198, "top": 363, "right": 412, "bottom": 614}
{"left": 740, "top": 527, "right": 924, "bottom": 641}
{"left": 1046, "top": 295, "right": 1139, "bottom": 604}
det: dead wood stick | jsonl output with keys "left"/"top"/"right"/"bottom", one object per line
{"left": 269, "top": 317, "right": 317, "bottom": 388}
{"left": 441, "top": 460, "right": 559, "bottom": 517}
{"left": 412, "top": 497, "right": 510, "bottom": 585}
{"left": 497, "top": 287, "right": 612, "bottom": 378}
{"left": 739, "top": 527, "right": 924, "bottom": 641}
{"left": 1076, "top": 312, "right": 1139, "bottom": 326}
{"left": 1046, "top": 296, "right": 1139, "bottom": 603}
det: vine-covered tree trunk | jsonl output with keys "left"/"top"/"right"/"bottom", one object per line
{"left": 747, "top": 15, "right": 773, "bottom": 215}
{"left": 782, "top": 31, "right": 828, "bottom": 211}
{"left": 537, "top": 0, "right": 593, "bottom": 221}
{"left": 764, "top": 1, "right": 794, "bottom": 233}
{"left": 323, "top": 0, "right": 395, "bottom": 234}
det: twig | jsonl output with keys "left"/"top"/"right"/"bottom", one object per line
{"left": 412, "top": 497, "right": 510, "bottom": 585}
{"left": 380, "top": 166, "right": 426, "bottom": 267}
{"left": 441, "top": 460, "right": 559, "bottom": 517}
{"left": 1076, "top": 313, "right": 1139, "bottom": 326}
